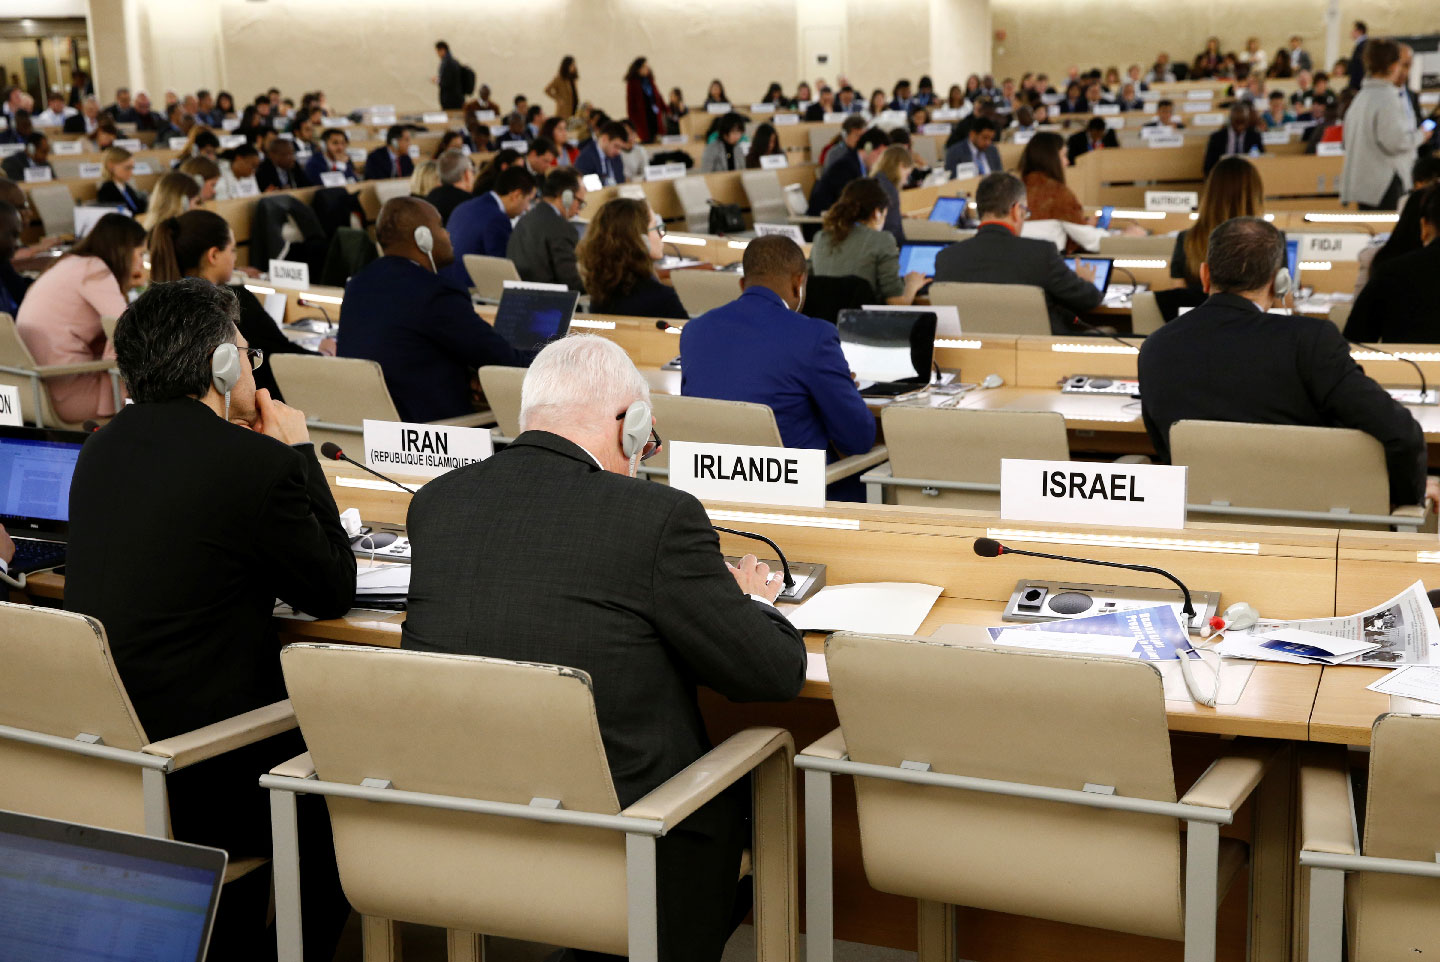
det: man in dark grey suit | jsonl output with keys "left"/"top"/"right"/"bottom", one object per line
{"left": 943, "top": 117, "right": 1002, "bottom": 177}
{"left": 402, "top": 334, "right": 807, "bottom": 962}
{"left": 933, "top": 172, "right": 1103, "bottom": 334}
{"left": 506, "top": 167, "right": 587, "bottom": 291}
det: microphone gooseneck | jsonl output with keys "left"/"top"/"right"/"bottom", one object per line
{"left": 714, "top": 525, "right": 795, "bottom": 591}
{"left": 1349, "top": 338, "right": 1428, "bottom": 401}
{"left": 320, "top": 442, "right": 417, "bottom": 495}
{"left": 1070, "top": 314, "right": 1144, "bottom": 350}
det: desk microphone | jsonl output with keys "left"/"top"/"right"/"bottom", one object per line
{"left": 319, "top": 442, "right": 416, "bottom": 494}
{"left": 714, "top": 525, "right": 795, "bottom": 592}
{"left": 81, "top": 420, "right": 101, "bottom": 433}
{"left": 655, "top": 320, "right": 680, "bottom": 332}
{"left": 1070, "top": 315, "right": 1144, "bottom": 351}
{"left": 973, "top": 537, "right": 1193, "bottom": 619}
{"left": 1348, "top": 338, "right": 1429, "bottom": 402}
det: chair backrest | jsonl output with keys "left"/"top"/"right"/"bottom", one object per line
{"left": 29, "top": 184, "right": 76, "bottom": 236}
{"left": 910, "top": 137, "right": 939, "bottom": 166}
{"left": 1169, "top": 420, "right": 1394, "bottom": 526}
{"left": 671, "top": 176, "right": 713, "bottom": 233}
{"left": 670, "top": 269, "right": 741, "bottom": 317}
{"left": 0, "top": 601, "right": 153, "bottom": 833}
{"left": 0, "top": 313, "right": 70, "bottom": 428}
{"left": 927, "top": 282, "right": 1051, "bottom": 335}
{"left": 281, "top": 644, "right": 630, "bottom": 955}
{"left": 372, "top": 180, "right": 413, "bottom": 205}
{"left": 802, "top": 273, "right": 875, "bottom": 324}
{"left": 880, "top": 407, "right": 1070, "bottom": 510}
{"left": 1098, "top": 234, "right": 1174, "bottom": 258}
{"left": 807, "top": 124, "right": 841, "bottom": 161}
{"left": 1328, "top": 301, "right": 1352, "bottom": 331}
{"left": 646, "top": 394, "right": 783, "bottom": 473}
{"left": 1352, "top": 713, "right": 1440, "bottom": 960}
{"left": 478, "top": 364, "right": 526, "bottom": 440}
{"left": 463, "top": 254, "right": 521, "bottom": 301}
{"left": 1130, "top": 290, "right": 1164, "bottom": 335}
{"left": 900, "top": 220, "right": 966, "bottom": 243}
{"left": 741, "top": 169, "right": 788, "bottom": 224}
{"left": 826, "top": 633, "right": 1184, "bottom": 940}
{"left": 268, "top": 355, "right": 399, "bottom": 453}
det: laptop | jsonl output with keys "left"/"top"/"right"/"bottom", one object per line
{"left": 898, "top": 242, "right": 949, "bottom": 279}
{"left": 0, "top": 808, "right": 227, "bottom": 962}
{"left": 1285, "top": 237, "right": 1301, "bottom": 290}
{"left": 837, "top": 309, "right": 938, "bottom": 397}
{"left": 492, "top": 285, "right": 579, "bottom": 353}
{"left": 928, "top": 195, "right": 968, "bottom": 226}
{"left": 1072, "top": 256, "right": 1115, "bottom": 294}
{"left": 0, "top": 425, "right": 89, "bottom": 575}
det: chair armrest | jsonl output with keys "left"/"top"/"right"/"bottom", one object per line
{"left": 1391, "top": 503, "right": 1426, "bottom": 522}
{"left": 143, "top": 700, "right": 297, "bottom": 772}
{"left": 1299, "top": 747, "right": 1357, "bottom": 856}
{"left": 34, "top": 359, "right": 118, "bottom": 377}
{"left": 825, "top": 445, "right": 889, "bottom": 485}
{"left": 269, "top": 751, "right": 317, "bottom": 780}
{"left": 433, "top": 410, "right": 497, "bottom": 428}
{"left": 1179, "top": 740, "right": 1277, "bottom": 812}
{"left": 622, "top": 727, "right": 793, "bottom": 829}
{"left": 798, "top": 726, "right": 847, "bottom": 761}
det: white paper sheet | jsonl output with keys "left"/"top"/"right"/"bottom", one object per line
{"left": 1217, "top": 627, "right": 1378, "bottom": 665}
{"left": 788, "top": 583, "right": 943, "bottom": 635}
{"left": 990, "top": 628, "right": 1139, "bottom": 657}
{"left": 1366, "top": 665, "right": 1440, "bottom": 706}
{"left": 355, "top": 563, "right": 410, "bottom": 594}
{"left": 1156, "top": 659, "right": 1255, "bottom": 705}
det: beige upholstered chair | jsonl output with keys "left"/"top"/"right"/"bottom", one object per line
{"left": 0, "top": 312, "right": 122, "bottom": 428}
{"left": 646, "top": 393, "right": 888, "bottom": 487}
{"left": 478, "top": 364, "right": 526, "bottom": 443}
{"left": 909, "top": 136, "right": 939, "bottom": 167}
{"left": 27, "top": 184, "right": 76, "bottom": 236}
{"left": 1170, "top": 420, "right": 1427, "bottom": 531}
{"left": 1327, "top": 302, "right": 1353, "bottom": 331}
{"left": 800, "top": 633, "right": 1271, "bottom": 962}
{"left": 269, "top": 355, "right": 494, "bottom": 454}
{"left": 864, "top": 407, "right": 1069, "bottom": 509}
{"left": 263, "top": 643, "right": 797, "bottom": 962}
{"left": 742, "top": 169, "right": 815, "bottom": 225}
{"left": 1131, "top": 290, "right": 1165, "bottom": 335}
{"left": 672, "top": 176, "right": 714, "bottom": 233}
{"left": 927, "top": 282, "right": 1052, "bottom": 335}
{"left": 1299, "top": 716, "right": 1440, "bottom": 961}
{"left": 372, "top": 179, "right": 413, "bottom": 206}
{"left": 1098, "top": 234, "right": 1174, "bottom": 258}
{"left": 462, "top": 254, "right": 521, "bottom": 302}
{"left": 899, "top": 220, "right": 966, "bottom": 243}
{"left": 671, "top": 269, "right": 741, "bottom": 317}
{"left": 0, "top": 600, "right": 290, "bottom": 880}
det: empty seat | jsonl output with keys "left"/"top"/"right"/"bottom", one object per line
{"left": 1131, "top": 290, "right": 1165, "bottom": 335}
{"left": 927, "top": 282, "right": 1052, "bottom": 335}
{"left": 671, "top": 176, "right": 713, "bottom": 233}
{"left": 740, "top": 169, "right": 790, "bottom": 225}
{"left": 670, "top": 269, "right": 741, "bottom": 317}
{"left": 372, "top": 180, "right": 412, "bottom": 205}
{"left": 463, "top": 254, "right": 521, "bottom": 302}
{"left": 1328, "top": 301, "right": 1353, "bottom": 332}
{"left": 900, "top": 220, "right": 966, "bottom": 243}
{"left": 27, "top": 184, "right": 76, "bottom": 236}
{"left": 1098, "top": 234, "right": 1175, "bottom": 258}
{"left": 478, "top": 364, "right": 525, "bottom": 442}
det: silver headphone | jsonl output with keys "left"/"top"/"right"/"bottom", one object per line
{"left": 212, "top": 342, "right": 242, "bottom": 419}
{"left": 414, "top": 224, "right": 435, "bottom": 272}
{"left": 1273, "top": 266, "right": 1292, "bottom": 299}
{"left": 560, "top": 188, "right": 575, "bottom": 210}
{"left": 620, "top": 399, "right": 652, "bottom": 475}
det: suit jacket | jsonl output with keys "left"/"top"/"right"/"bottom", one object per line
{"left": 876, "top": 175, "right": 905, "bottom": 246}
{"left": 1344, "top": 242, "right": 1440, "bottom": 344}
{"left": 64, "top": 397, "right": 355, "bottom": 741}
{"left": 1139, "top": 292, "right": 1426, "bottom": 505}
{"left": 304, "top": 152, "right": 358, "bottom": 185}
{"left": 506, "top": 200, "right": 584, "bottom": 291}
{"left": 573, "top": 139, "right": 625, "bottom": 184}
{"left": 944, "top": 138, "right": 1003, "bottom": 176}
{"left": 62, "top": 113, "right": 94, "bottom": 134}
{"left": 339, "top": 255, "right": 520, "bottom": 421}
{"left": 441, "top": 193, "right": 513, "bottom": 288}
{"left": 401, "top": 430, "right": 807, "bottom": 808}
{"left": 1064, "top": 129, "right": 1120, "bottom": 166}
{"left": 591, "top": 275, "right": 688, "bottom": 319}
{"left": 1203, "top": 126, "right": 1265, "bottom": 173}
{"left": 933, "top": 223, "right": 1103, "bottom": 334}
{"left": 437, "top": 54, "right": 465, "bottom": 110}
{"left": 1, "top": 154, "right": 52, "bottom": 182}
{"left": 803, "top": 102, "right": 828, "bottom": 122}
{"left": 806, "top": 150, "right": 862, "bottom": 216}
{"left": 96, "top": 180, "right": 147, "bottom": 214}
{"left": 363, "top": 145, "right": 414, "bottom": 181}
{"left": 681, "top": 285, "right": 876, "bottom": 459}
{"left": 255, "top": 159, "right": 311, "bottom": 192}
{"left": 417, "top": 183, "right": 466, "bottom": 225}
{"left": 229, "top": 283, "right": 317, "bottom": 400}
{"left": 1348, "top": 39, "right": 1368, "bottom": 91}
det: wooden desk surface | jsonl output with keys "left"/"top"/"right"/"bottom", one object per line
{"left": 1309, "top": 665, "right": 1389, "bottom": 745}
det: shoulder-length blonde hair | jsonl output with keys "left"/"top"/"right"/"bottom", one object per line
{"left": 873, "top": 145, "right": 913, "bottom": 189}
{"left": 577, "top": 198, "right": 655, "bottom": 307}
{"left": 101, "top": 146, "right": 132, "bottom": 182}
{"left": 1185, "top": 156, "right": 1265, "bottom": 284}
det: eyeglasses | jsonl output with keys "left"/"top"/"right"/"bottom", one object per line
{"left": 1019, "top": 204, "right": 1032, "bottom": 220}
{"left": 648, "top": 222, "right": 666, "bottom": 237}
{"left": 242, "top": 347, "right": 264, "bottom": 371}
{"left": 615, "top": 412, "right": 663, "bottom": 461}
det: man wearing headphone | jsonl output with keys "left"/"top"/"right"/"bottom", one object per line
{"left": 506, "top": 167, "right": 586, "bottom": 291}
{"left": 363, "top": 123, "right": 415, "bottom": 181}
{"left": 1139, "top": 215, "right": 1434, "bottom": 509}
{"left": 63, "top": 278, "right": 355, "bottom": 960}
{"left": 0, "top": 131, "right": 51, "bottom": 183}
{"left": 403, "top": 334, "right": 805, "bottom": 962}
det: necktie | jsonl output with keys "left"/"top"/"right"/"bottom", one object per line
{"left": 975, "top": 151, "right": 987, "bottom": 175}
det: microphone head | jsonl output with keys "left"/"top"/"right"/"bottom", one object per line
{"left": 319, "top": 442, "right": 344, "bottom": 461}
{"left": 655, "top": 320, "right": 672, "bottom": 331}
{"left": 81, "top": 419, "right": 100, "bottom": 433}
{"left": 973, "top": 537, "right": 1004, "bottom": 558}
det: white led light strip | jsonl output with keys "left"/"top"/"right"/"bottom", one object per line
{"left": 1050, "top": 343, "right": 1138, "bottom": 355}
{"left": 1351, "top": 350, "right": 1440, "bottom": 362}
{"left": 665, "top": 234, "right": 707, "bottom": 246}
{"left": 1304, "top": 212, "right": 1400, "bottom": 223}
{"left": 337, "top": 477, "right": 426, "bottom": 491}
{"left": 299, "top": 294, "right": 344, "bottom": 306}
{"left": 987, "top": 528, "right": 1260, "bottom": 554}
{"left": 1416, "top": 551, "right": 1440, "bottom": 564}
{"left": 1112, "top": 258, "right": 1166, "bottom": 269}
{"left": 570, "top": 318, "right": 617, "bottom": 330}
{"left": 245, "top": 284, "right": 276, "bottom": 296}
{"left": 1298, "top": 261, "right": 1332, "bottom": 271}
{"left": 935, "top": 338, "right": 983, "bottom": 349}
{"left": 708, "top": 510, "right": 860, "bottom": 530}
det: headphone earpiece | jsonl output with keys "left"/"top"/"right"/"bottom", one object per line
{"left": 1274, "top": 267, "right": 1292, "bottom": 299}
{"left": 620, "top": 399, "right": 652, "bottom": 469}
{"left": 414, "top": 225, "right": 436, "bottom": 272}
{"left": 211, "top": 342, "right": 242, "bottom": 419}
{"left": 560, "top": 189, "right": 575, "bottom": 210}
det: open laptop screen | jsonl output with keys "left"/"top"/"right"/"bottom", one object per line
{"left": 1286, "top": 238, "right": 1301, "bottom": 290}
{"left": 898, "top": 243, "right": 948, "bottom": 279}
{"left": 0, "top": 426, "right": 88, "bottom": 536}
{"left": 492, "top": 286, "right": 579, "bottom": 353}
{"left": 928, "top": 196, "right": 967, "bottom": 225}
{"left": 0, "top": 810, "right": 226, "bottom": 962}
{"left": 1074, "top": 257, "right": 1114, "bottom": 294}
{"left": 836, "top": 309, "right": 937, "bottom": 385}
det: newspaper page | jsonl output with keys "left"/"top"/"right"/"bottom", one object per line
{"left": 1241, "top": 580, "right": 1440, "bottom": 667}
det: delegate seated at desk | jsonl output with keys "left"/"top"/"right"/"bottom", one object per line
{"left": 338, "top": 197, "right": 522, "bottom": 422}
{"left": 507, "top": 167, "right": 587, "bottom": 291}
{"left": 1343, "top": 185, "right": 1440, "bottom": 343}
{"left": 64, "top": 279, "right": 354, "bottom": 961}
{"left": 402, "top": 334, "right": 805, "bottom": 962}
{"left": 441, "top": 165, "right": 537, "bottom": 288}
{"left": 364, "top": 124, "right": 415, "bottom": 181}
{"left": 932, "top": 172, "right": 1102, "bottom": 334}
{"left": 679, "top": 235, "right": 876, "bottom": 500}
{"left": 305, "top": 126, "right": 360, "bottom": 184}
{"left": 1138, "top": 216, "right": 1433, "bottom": 507}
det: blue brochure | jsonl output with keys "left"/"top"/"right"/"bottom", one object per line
{"left": 988, "top": 605, "right": 1192, "bottom": 661}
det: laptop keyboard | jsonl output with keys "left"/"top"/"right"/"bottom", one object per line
{"left": 11, "top": 538, "right": 65, "bottom": 572}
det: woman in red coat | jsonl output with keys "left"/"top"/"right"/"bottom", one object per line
{"left": 624, "top": 57, "right": 667, "bottom": 144}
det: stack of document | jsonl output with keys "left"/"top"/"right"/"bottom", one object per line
{"left": 788, "top": 583, "right": 943, "bottom": 635}
{"left": 355, "top": 563, "right": 410, "bottom": 610}
{"left": 1215, "top": 627, "right": 1378, "bottom": 665}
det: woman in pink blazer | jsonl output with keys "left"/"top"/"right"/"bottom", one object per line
{"left": 16, "top": 213, "right": 146, "bottom": 423}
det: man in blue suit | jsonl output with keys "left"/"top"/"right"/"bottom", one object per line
{"left": 573, "top": 120, "right": 627, "bottom": 185}
{"left": 306, "top": 127, "right": 360, "bottom": 184}
{"left": 363, "top": 124, "right": 415, "bottom": 180}
{"left": 338, "top": 196, "right": 523, "bottom": 423}
{"left": 944, "top": 117, "right": 1002, "bottom": 177}
{"left": 680, "top": 235, "right": 876, "bottom": 500}
{"left": 806, "top": 128, "right": 888, "bottom": 217}
{"left": 440, "top": 165, "right": 537, "bottom": 288}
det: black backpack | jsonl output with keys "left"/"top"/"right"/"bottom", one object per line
{"left": 458, "top": 63, "right": 477, "bottom": 97}
{"left": 707, "top": 200, "right": 745, "bottom": 235}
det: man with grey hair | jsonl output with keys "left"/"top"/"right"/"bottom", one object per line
{"left": 403, "top": 334, "right": 806, "bottom": 962}
{"left": 1139, "top": 216, "right": 1432, "bottom": 507}
{"left": 425, "top": 147, "right": 475, "bottom": 225}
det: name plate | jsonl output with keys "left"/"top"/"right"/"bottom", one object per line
{"left": 0, "top": 144, "right": 24, "bottom": 158}
{"left": 1013, "top": 129, "right": 1035, "bottom": 145}
{"left": 754, "top": 223, "right": 805, "bottom": 242}
{"left": 233, "top": 177, "right": 260, "bottom": 197}
{"left": 500, "top": 139, "right": 528, "bottom": 153}
{"left": 476, "top": 110, "right": 496, "bottom": 121}
{"left": 78, "top": 162, "right": 103, "bottom": 179}
{"left": 0, "top": 385, "right": 21, "bottom": 426}
{"left": 131, "top": 161, "right": 153, "bottom": 175}
{"left": 319, "top": 170, "right": 348, "bottom": 187}
{"left": 1285, "top": 120, "right": 1316, "bottom": 134}
{"left": 277, "top": 132, "right": 294, "bottom": 142}
{"left": 221, "top": 118, "right": 241, "bottom": 131}
{"left": 1139, "top": 124, "right": 1174, "bottom": 138}
{"left": 347, "top": 147, "right": 367, "bottom": 163}
{"left": 759, "top": 152, "right": 788, "bottom": 169}
{"left": 115, "top": 138, "right": 142, "bottom": 152}
{"left": 920, "top": 122, "right": 952, "bottom": 136}
{"left": 1194, "top": 112, "right": 1227, "bottom": 126}
{"left": 1104, "top": 116, "right": 1125, "bottom": 130}
{"left": 1142, "top": 101, "right": 1159, "bottom": 113}
{"left": 490, "top": 124, "right": 509, "bottom": 138}
{"left": 1146, "top": 133, "right": 1186, "bottom": 148}
{"left": 268, "top": 258, "right": 310, "bottom": 289}
{"left": 580, "top": 173, "right": 602, "bottom": 191}
{"left": 706, "top": 102, "right": 733, "bottom": 114}
{"left": 750, "top": 102, "right": 776, "bottom": 114}
{"left": 1092, "top": 104, "right": 1121, "bottom": 116}
{"left": 660, "top": 134, "right": 688, "bottom": 145}
{"left": 407, "top": 144, "right": 421, "bottom": 159}
{"left": 363, "top": 419, "right": 492, "bottom": 478}
{"left": 1186, "top": 89, "right": 1215, "bottom": 100}
{"left": 669, "top": 441, "right": 825, "bottom": 509}
{"left": 644, "top": 162, "right": 684, "bottom": 181}
{"left": 422, "top": 111, "right": 449, "bottom": 124}
{"left": 822, "top": 111, "right": 847, "bottom": 124}
{"left": 1000, "top": 458, "right": 1187, "bottom": 530}
{"left": 1299, "top": 232, "right": 1370, "bottom": 261}
{"left": 52, "top": 139, "right": 83, "bottom": 155}
{"left": 74, "top": 205, "right": 127, "bottom": 237}
{"left": 773, "top": 113, "right": 800, "bottom": 126}
{"left": 1316, "top": 141, "right": 1344, "bottom": 156}
{"left": 952, "top": 162, "right": 978, "bottom": 179}
{"left": 1262, "top": 129, "right": 1290, "bottom": 145}
{"left": 370, "top": 104, "right": 396, "bottom": 116}
{"left": 219, "top": 134, "right": 246, "bottom": 149}
{"left": 23, "top": 167, "right": 52, "bottom": 183}
{"left": 1181, "top": 102, "right": 1209, "bottom": 113}
{"left": 1144, "top": 190, "right": 1198, "bottom": 211}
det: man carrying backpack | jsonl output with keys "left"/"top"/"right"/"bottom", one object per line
{"left": 434, "top": 40, "right": 473, "bottom": 110}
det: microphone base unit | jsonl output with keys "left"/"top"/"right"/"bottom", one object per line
{"left": 1002, "top": 579, "right": 1220, "bottom": 633}
{"left": 1386, "top": 387, "right": 1439, "bottom": 407}
{"left": 1060, "top": 375, "right": 1140, "bottom": 397}
{"left": 723, "top": 558, "right": 826, "bottom": 603}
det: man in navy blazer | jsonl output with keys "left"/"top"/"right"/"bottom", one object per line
{"left": 338, "top": 197, "right": 523, "bottom": 423}
{"left": 363, "top": 124, "right": 415, "bottom": 180}
{"left": 944, "top": 117, "right": 1002, "bottom": 177}
{"left": 306, "top": 127, "right": 360, "bottom": 184}
{"left": 439, "top": 165, "right": 537, "bottom": 288}
{"left": 573, "top": 120, "right": 628, "bottom": 185}
{"left": 806, "top": 128, "right": 888, "bottom": 217}
{"left": 1203, "top": 104, "right": 1265, "bottom": 174}
{"left": 680, "top": 235, "right": 876, "bottom": 500}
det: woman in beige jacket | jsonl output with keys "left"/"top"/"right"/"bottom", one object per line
{"left": 545, "top": 55, "right": 579, "bottom": 119}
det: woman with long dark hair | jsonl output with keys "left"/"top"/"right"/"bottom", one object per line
{"left": 624, "top": 57, "right": 667, "bottom": 144}
{"left": 1017, "top": 132, "right": 1087, "bottom": 225}
{"left": 545, "top": 55, "right": 579, "bottom": 119}
{"left": 577, "top": 198, "right": 686, "bottom": 318}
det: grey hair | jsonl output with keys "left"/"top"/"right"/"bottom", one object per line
{"left": 437, "top": 148, "right": 471, "bottom": 186}
{"left": 115, "top": 278, "right": 240, "bottom": 402}
{"left": 974, "top": 172, "right": 1026, "bottom": 220}
{"left": 1205, "top": 216, "right": 1284, "bottom": 293}
{"left": 519, "top": 335, "right": 650, "bottom": 433}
